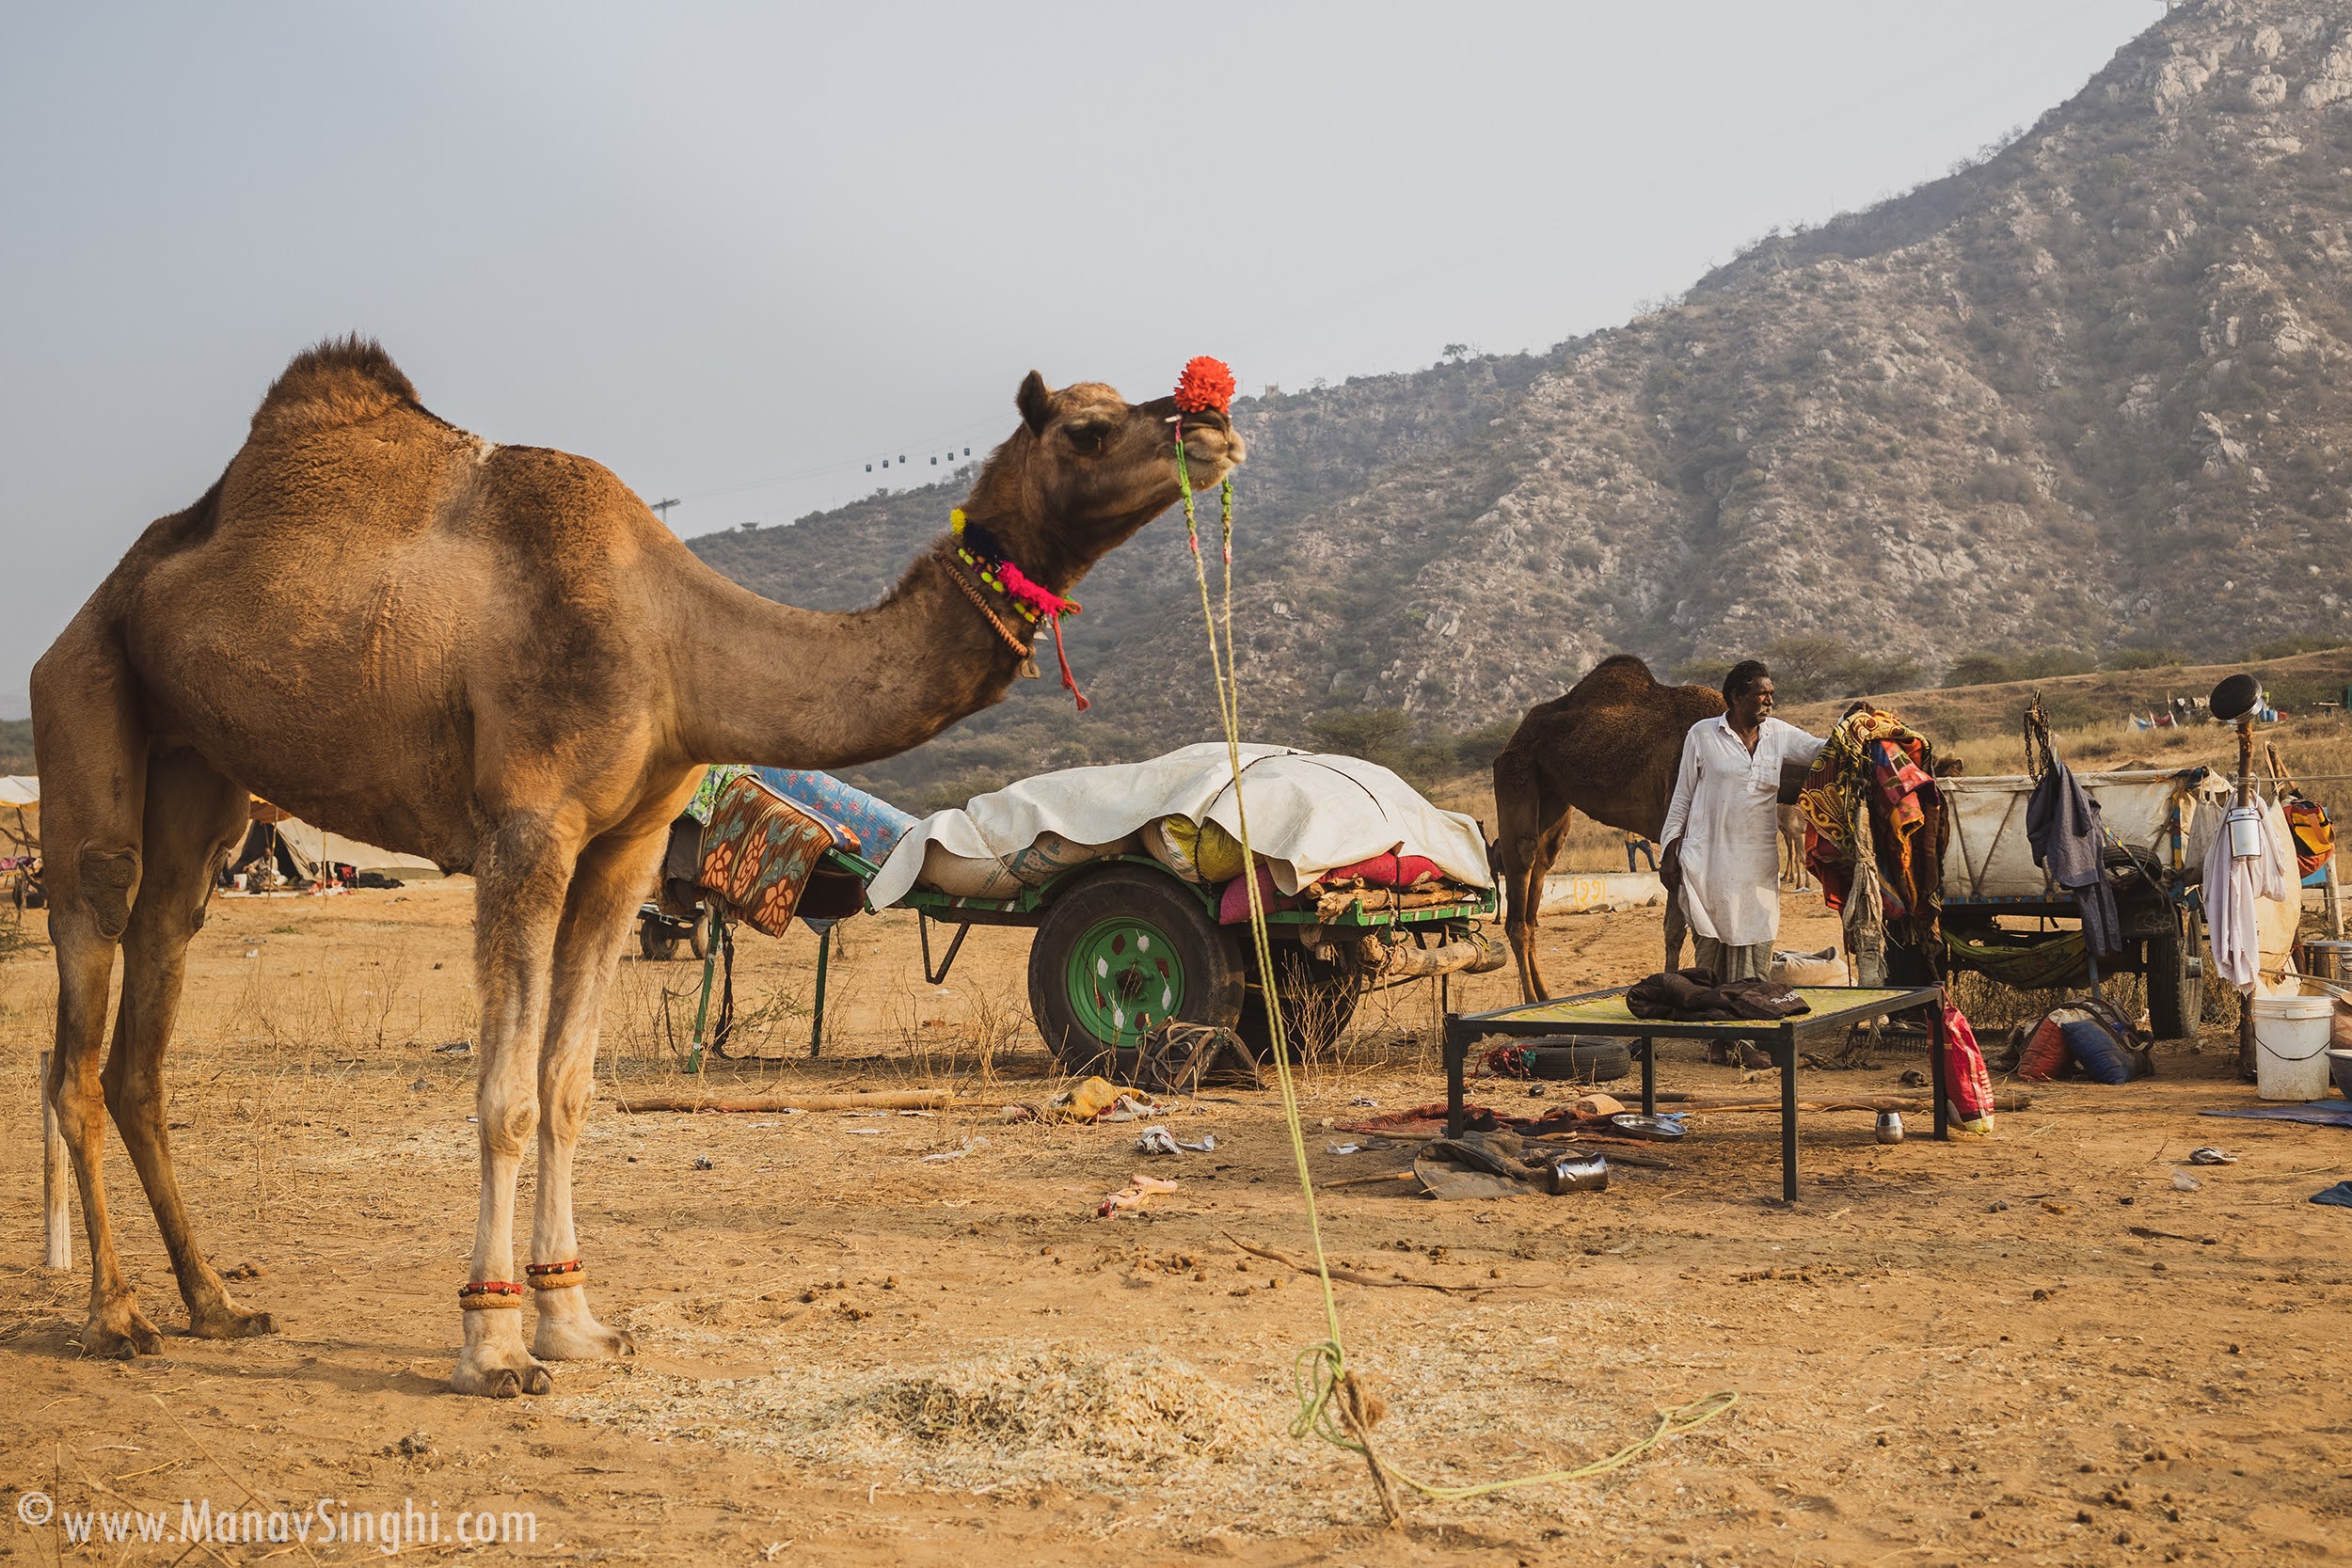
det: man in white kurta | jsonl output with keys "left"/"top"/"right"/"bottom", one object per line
{"left": 1660, "top": 660, "right": 1826, "bottom": 983}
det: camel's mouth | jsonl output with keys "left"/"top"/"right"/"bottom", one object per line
{"left": 1179, "top": 422, "right": 1246, "bottom": 474}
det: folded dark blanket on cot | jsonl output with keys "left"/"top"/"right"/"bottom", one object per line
{"left": 1626, "top": 967, "right": 1812, "bottom": 1022}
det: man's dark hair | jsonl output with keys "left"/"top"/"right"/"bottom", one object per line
{"left": 1722, "top": 659, "right": 1772, "bottom": 706}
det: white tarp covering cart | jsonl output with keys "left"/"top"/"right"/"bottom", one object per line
{"left": 1936, "top": 768, "right": 2247, "bottom": 1037}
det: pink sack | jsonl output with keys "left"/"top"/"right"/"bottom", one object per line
{"left": 1942, "top": 1002, "right": 1995, "bottom": 1133}
{"left": 1217, "top": 863, "right": 1285, "bottom": 925}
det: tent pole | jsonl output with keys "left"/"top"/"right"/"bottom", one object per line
{"left": 2235, "top": 714, "right": 2258, "bottom": 1081}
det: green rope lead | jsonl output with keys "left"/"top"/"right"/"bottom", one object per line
{"left": 1173, "top": 435, "right": 1739, "bottom": 1513}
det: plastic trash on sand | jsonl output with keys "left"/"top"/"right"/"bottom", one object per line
{"left": 1098, "top": 1173, "right": 1181, "bottom": 1217}
{"left": 1136, "top": 1126, "right": 1214, "bottom": 1155}
{"left": 922, "top": 1136, "right": 990, "bottom": 1164}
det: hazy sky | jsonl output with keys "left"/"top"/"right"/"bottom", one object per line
{"left": 1, "top": 1, "right": 2156, "bottom": 719}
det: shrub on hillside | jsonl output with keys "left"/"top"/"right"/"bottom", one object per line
{"left": 1308, "top": 709, "right": 1412, "bottom": 769}
{"left": 1754, "top": 636, "right": 1921, "bottom": 704}
{"left": 1449, "top": 719, "right": 1521, "bottom": 773}
{"left": 1941, "top": 649, "right": 2100, "bottom": 688}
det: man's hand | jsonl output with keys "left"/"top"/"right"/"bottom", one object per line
{"left": 1659, "top": 837, "right": 1684, "bottom": 893}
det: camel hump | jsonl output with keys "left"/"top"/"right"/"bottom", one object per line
{"left": 1516, "top": 653, "right": 1670, "bottom": 721}
{"left": 1566, "top": 653, "right": 1666, "bottom": 703}
{"left": 248, "top": 336, "right": 423, "bottom": 440}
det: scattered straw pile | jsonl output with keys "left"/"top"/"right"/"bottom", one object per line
{"left": 863, "top": 1351, "right": 1253, "bottom": 1466}
{"left": 559, "top": 1347, "right": 1278, "bottom": 1504}
{"left": 551, "top": 1302, "right": 1740, "bottom": 1536}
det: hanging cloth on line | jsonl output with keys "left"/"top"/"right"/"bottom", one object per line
{"left": 2025, "top": 761, "right": 2120, "bottom": 958}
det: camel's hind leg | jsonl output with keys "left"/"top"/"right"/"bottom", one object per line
{"left": 1493, "top": 755, "right": 1561, "bottom": 1003}
{"left": 31, "top": 639, "right": 154, "bottom": 1354}
{"left": 104, "top": 748, "right": 272, "bottom": 1340}
{"left": 530, "top": 815, "right": 679, "bottom": 1363}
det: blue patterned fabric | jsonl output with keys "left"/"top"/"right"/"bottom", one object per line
{"left": 753, "top": 768, "right": 916, "bottom": 862}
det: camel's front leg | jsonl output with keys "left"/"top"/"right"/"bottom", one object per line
{"left": 531, "top": 820, "right": 675, "bottom": 1362}
{"left": 452, "top": 816, "right": 576, "bottom": 1399}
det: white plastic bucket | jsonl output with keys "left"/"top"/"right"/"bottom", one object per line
{"left": 2226, "top": 804, "right": 2266, "bottom": 860}
{"left": 2250, "top": 994, "right": 2335, "bottom": 1101}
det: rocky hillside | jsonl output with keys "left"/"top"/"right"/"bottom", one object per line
{"left": 694, "top": 0, "right": 2352, "bottom": 808}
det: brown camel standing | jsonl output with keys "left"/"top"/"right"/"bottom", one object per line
{"left": 31, "top": 339, "right": 1240, "bottom": 1398}
{"left": 1777, "top": 804, "right": 1812, "bottom": 891}
{"left": 1490, "top": 656, "right": 1724, "bottom": 1002}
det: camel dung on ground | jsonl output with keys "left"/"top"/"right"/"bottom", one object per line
{"left": 30, "top": 337, "right": 1241, "bottom": 1398}
{"left": 1489, "top": 655, "right": 1724, "bottom": 1003}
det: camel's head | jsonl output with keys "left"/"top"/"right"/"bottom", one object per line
{"left": 1006, "top": 370, "right": 1247, "bottom": 562}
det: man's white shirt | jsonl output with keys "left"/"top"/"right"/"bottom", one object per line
{"left": 1660, "top": 715, "right": 1826, "bottom": 947}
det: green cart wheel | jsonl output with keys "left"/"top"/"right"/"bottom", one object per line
{"left": 1029, "top": 865, "right": 1246, "bottom": 1075}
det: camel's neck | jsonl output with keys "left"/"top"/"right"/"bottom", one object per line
{"left": 665, "top": 539, "right": 1032, "bottom": 773}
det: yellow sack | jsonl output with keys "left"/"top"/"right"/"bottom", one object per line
{"left": 1143, "top": 816, "right": 1248, "bottom": 883}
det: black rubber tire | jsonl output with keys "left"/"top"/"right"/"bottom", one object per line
{"left": 638, "top": 919, "right": 680, "bottom": 962}
{"left": 1028, "top": 864, "right": 1247, "bottom": 1076}
{"left": 1516, "top": 1036, "right": 1633, "bottom": 1084}
{"left": 689, "top": 904, "right": 714, "bottom": 960}
{"left": 1237, "top": 945, "right": 1362, "bottom": 1061}
{"left": 2147, "top": 908, "right": 2204, "bottom": 1040}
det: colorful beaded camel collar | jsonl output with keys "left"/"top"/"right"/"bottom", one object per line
{"left": 947, "top": 510, "right": 1088, "bottom": 710}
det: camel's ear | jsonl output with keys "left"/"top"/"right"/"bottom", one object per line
{"left": 1016, "top": 371, "right": 1054, "bottom": 435}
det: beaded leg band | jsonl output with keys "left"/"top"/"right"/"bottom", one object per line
{"left": 459, "top": 1281, "right": 526, "bottom": 1311}
{"left": 525, "top": 1260, "right": 586, "bottom": 1291}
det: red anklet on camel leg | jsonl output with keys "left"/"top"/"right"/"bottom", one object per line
{"left": 525, "top": 1260, "right": 586, "bottom": 1290}
{"left": 458, "top": 1281, "right": 526, "bottom": 1310}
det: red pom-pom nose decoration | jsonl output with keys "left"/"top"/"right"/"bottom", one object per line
{"left": 1172, "top": 356, "right": 1236, "bottom": 416}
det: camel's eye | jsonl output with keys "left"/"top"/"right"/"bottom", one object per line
{"left": 1064, "top": 421, "right": 1110, "bottom": 453}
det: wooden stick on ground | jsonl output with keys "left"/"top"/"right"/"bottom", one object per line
{"left": 1225, "top": 1232, "right": 1520, "bottom": 1295}
{"left": 612, "top": 1089, "right": 955, "bottom": 1114}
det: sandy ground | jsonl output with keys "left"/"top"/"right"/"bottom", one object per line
{"left": 2, "top": 878, "right": 2348, "bottom": 1566}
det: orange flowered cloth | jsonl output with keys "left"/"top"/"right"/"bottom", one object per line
{"left": 697, "top": 774, "right": 837, "bottom": 936}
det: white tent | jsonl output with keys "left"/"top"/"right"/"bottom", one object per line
{"left": 271, "top": 816, "right": 442, "bottom": 879}
{"left": 0, "top": 776, "right": 36, "bottom": 857}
